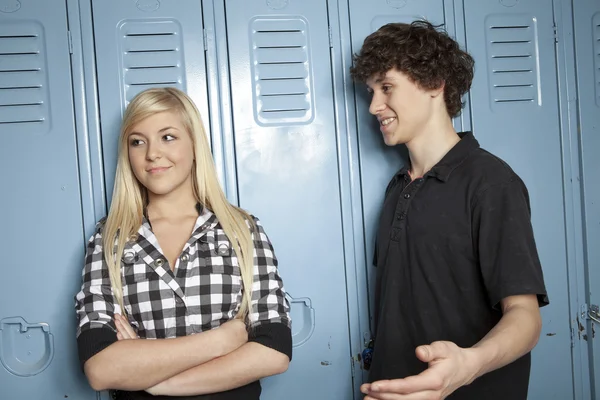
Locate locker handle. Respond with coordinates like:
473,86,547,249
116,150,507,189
0,316,54,377
286,294,315,347
588,305,600,324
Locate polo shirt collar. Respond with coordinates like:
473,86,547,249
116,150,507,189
396,131,480,182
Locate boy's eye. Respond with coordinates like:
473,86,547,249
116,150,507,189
382,85,392,93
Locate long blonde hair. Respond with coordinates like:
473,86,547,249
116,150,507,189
102,87,255,319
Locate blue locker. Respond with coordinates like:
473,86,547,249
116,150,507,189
573,0,600,397
347,0,446,331
0,0,94,398
90,0,211,201
223,0,355,398
1,1,597,399
463,0,573,398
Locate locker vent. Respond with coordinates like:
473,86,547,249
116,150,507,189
251,18,314,125
593,13,600,107
0,22,49,130
119,20,185,103
486,14,539,107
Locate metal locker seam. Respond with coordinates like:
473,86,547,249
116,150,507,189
571,0,600,397
66,0,107,242
444,0,473,133
550,1,592,398
327,0,373,397
201,0,239,205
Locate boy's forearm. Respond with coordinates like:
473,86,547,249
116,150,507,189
467,295,542,381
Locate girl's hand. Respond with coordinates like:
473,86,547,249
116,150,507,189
114,313,139,340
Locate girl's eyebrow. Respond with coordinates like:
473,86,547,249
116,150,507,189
129,126,180,137
158,126,180,133
128,131,146,138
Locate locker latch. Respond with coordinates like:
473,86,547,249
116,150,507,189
582,303,600,324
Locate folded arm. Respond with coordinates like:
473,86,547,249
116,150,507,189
82,320,245,391
146,217,293,396
148,329,289,396
75,226,247,391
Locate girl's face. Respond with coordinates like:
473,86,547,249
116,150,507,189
127,111,195,200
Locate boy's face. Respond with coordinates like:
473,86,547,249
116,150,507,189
366,68,437,146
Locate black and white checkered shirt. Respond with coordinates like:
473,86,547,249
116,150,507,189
75,206,292,398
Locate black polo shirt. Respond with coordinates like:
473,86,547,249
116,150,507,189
370,132,549,399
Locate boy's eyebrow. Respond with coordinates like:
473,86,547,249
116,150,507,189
378,74,396,83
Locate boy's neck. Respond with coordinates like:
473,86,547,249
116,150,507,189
405,115,460,179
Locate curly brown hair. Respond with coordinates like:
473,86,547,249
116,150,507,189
350,20,474,118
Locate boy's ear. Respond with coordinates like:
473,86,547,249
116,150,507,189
430,81,445,98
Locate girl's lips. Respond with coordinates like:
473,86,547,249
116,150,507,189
147,167,170,173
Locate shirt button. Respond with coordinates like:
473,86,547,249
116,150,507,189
217,243,230,256
180,253,190,262
122,251,138,264
400,212,406,220
416,178,424,184
404,193,411,199
154,258,165,268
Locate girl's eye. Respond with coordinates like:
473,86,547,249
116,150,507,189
163,134,176,141
130,138,144,147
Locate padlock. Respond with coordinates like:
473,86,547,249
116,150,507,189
362,339,374,371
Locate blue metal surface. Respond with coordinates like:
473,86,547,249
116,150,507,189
0,0,93,398
201,0,238,203
330,0,374,396
67,0,107,248
552,0,592,398
1,1,598,399
91,0,211,202
222,0,354,398
463,0,573,398
573,0,600,397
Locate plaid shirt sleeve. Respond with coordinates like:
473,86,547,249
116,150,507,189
74,221,119,369
247,217,293,360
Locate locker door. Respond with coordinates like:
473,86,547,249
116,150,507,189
90,0,210,201
463,1,573,398
0,1,93,398
347,0,446,326
574,0,600,396
223,0,354,398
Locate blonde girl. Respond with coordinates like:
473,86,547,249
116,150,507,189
75,87,292,400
